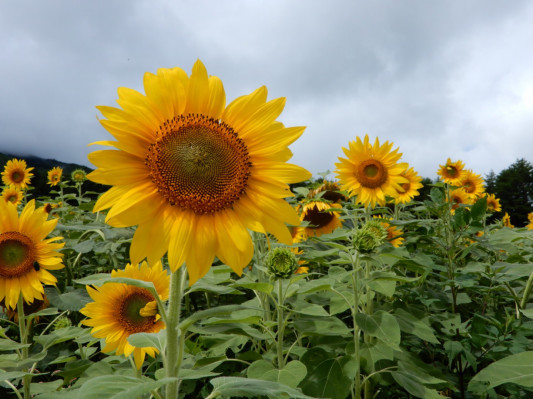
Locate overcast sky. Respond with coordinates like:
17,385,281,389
1,1,533,181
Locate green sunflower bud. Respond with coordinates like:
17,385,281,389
353,220,387,254
53,315,72,330
265,247,299,279
71,168,87,183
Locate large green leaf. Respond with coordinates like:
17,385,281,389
469,351,533,392
209,376,318,398
247,359,307,388
300,347,353,399
355,310,401,350
77,375,177,399
394,308,439,344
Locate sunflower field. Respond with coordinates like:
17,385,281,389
2,61,533,399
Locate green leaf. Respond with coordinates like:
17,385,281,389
45,287,91,311
73,273,112,286
391,371,443,399
209,376,317,398
294,317,351,337
471,196,487,221
34,326,87,350
0,338,30,351
231,282,274,294
469,351,533,392
299,347,353,399
290,300,329,317
367,278,396,297
247,359,307,388
73,240,94,253
180,304,248,330
394,308,439,344
77,375,178,399
127,330,166,352
355,310,401,350
57,359,93,384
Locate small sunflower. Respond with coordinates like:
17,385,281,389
394,166,423,204
47,167,63,187
71,169,87,183
2,186,23,206
460,170,485,199
335,135,407,207
485,194,502,213
437,158,465,186
88,60,311,285
80,261,170,369
448,188,472,213
0,200,64,309
1,159,34,190
298,200,342,238
502,212,514,228
308,180,346,203
374,216,404,247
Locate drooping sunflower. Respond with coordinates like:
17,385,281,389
71,168,87,183
394,166,423,204
2,186,23,206
0,200,64,309
484,194,502,213
448,188,472,213
1,159,34,190
437,158,465,186
373,216,404,248
298,200,343,238
502,212,514,228
80,261,169,369
308,180,347,203
88,60,310,285
460,170,485,199
334,135,407,208
47,167,63,187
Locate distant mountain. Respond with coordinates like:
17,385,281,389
0,152,106,199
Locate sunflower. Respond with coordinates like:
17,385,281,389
308,180,346,203
460,170,485,199
71,168,87,183
88,60,310,285
0,200,64,309
526,212,533,230
47,167,63,187
437,158,465,186
502,212,514,228
334,135,407,207
298,200,342,238
1,159,34,190
484,194,502,212
394,166,423,204
80,261,169,369
2,186,23,206
373,216,404,247
448,188,472,213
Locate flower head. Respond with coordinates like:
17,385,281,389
265,247,299,279
0,200,64,309
71,169,87,183
298,200,342,238
448,188,472,213
394,166,423,204
88,60,311,285
485,194,502,213
1,159,34,190
460,170,485,199
353,220,388,254
502,212,514,228
373,216,404,247
80,261,170,369
2,186,23,206
335,135,407,207
308,180,346,203
526,212,533,230
437,158,465,186
47,167,63,187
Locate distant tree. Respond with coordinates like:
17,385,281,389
418,177,434,201
494,158,533,226
484,169,497,194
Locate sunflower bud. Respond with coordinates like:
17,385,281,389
353,220,387,254
71,169,87,183
265,247,299,279
53,315,72,330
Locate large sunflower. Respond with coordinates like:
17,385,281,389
460,170,485,199
485,194,502,213
88,60,310,285
47,167,63,187
437,158,465,186
394,166,423,204
334,135,407,207
80,261,169,369
298,200,342,238
2,186,23,206
0,200,64,309
1,159,34,190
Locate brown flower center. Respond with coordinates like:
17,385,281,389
0,232,36,278
446,166,458,178
463,180,475,193
146,114,251,214
401,182,411,192
11,170,23,183
117,288,157,334
356,159,388,188
303,204,334,228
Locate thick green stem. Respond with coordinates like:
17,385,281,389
276,280,285,369
17,295,31,399
363,260,374,399
165,266,187,399
351,252,362,399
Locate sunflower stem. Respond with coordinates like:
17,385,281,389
17,294,31,399
165,265,187,399
351,251,362,399
276,279,285,369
